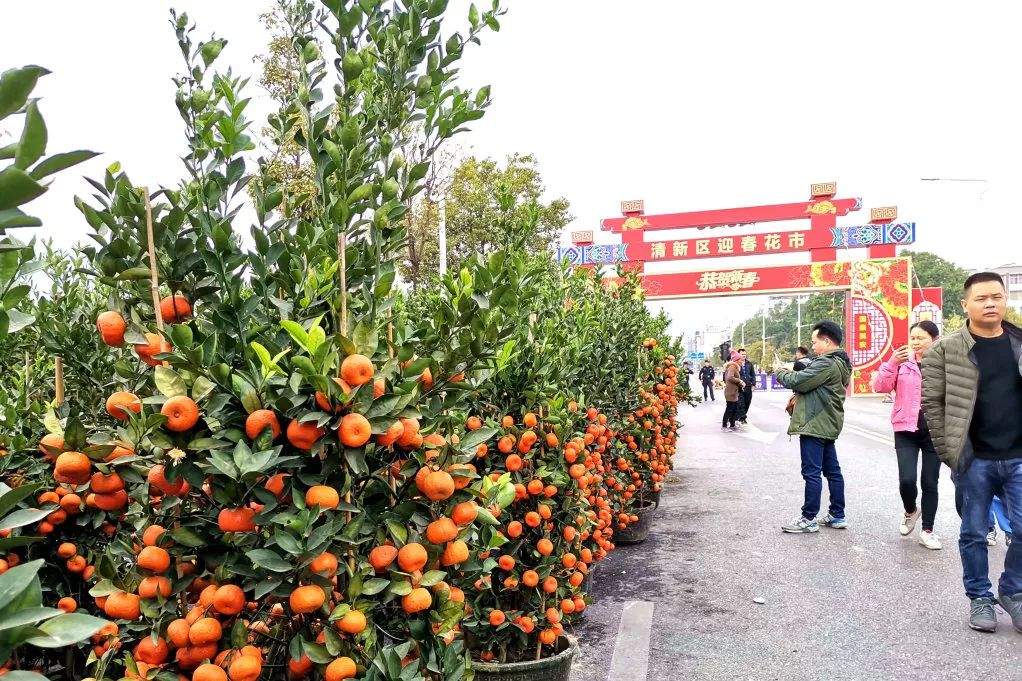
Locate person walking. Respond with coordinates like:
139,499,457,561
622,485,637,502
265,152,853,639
774,321,851,533
699,359,716,403
921,271,1022,634
793,346,810,371
737,348,756,423
871,320,943,550
722,351,745,431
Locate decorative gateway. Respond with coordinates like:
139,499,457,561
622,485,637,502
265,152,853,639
568,183,920,395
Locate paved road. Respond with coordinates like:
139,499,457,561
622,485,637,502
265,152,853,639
569,390,1018,681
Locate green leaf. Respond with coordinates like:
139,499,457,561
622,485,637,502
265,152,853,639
473,506,500,527
5,309,34,333
361,578,389,595
0,209,41,230
0,607,61,633
384,519,407,545
281,320,310,351
169,323,193,349
245,549,292,573
0,66,49,120
274,530,303,556
191,375,215,402
0,508,52,532
0,671,49,681
0,483,42,520
458,427,496,454
169,527,206,548
419,570,446,587
200,39,226,67
25,613,107,647
233,441,275,478
0,167,46,211
14,100,46,170
0,560,42,611
352,321,378,356
114,266,152,281
154,366,187,398
29,150,98,180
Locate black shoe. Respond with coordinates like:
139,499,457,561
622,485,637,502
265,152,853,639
969,598,998,633
999,592,1022,633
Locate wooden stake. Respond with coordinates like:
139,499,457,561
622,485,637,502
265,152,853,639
337,229,355,571
143,187,165,334
53,357,64,406
23,351,30,410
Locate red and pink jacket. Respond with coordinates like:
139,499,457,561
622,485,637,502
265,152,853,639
871,358,923,432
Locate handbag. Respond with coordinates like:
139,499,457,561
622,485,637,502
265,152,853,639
785,394,798,415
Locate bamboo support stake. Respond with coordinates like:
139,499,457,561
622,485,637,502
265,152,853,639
24,351,30,410
338,230,355,572
53,357,64,406
143,188,166,334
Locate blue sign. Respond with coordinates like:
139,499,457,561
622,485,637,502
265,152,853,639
687,352,705,361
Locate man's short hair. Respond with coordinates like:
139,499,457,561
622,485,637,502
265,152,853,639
812,320,843,346
795,346,809,356
738,348,746,353
963,271,1005,295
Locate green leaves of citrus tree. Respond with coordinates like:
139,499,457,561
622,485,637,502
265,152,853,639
0,66,97,338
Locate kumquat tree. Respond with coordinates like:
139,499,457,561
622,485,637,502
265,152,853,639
0,2,683,680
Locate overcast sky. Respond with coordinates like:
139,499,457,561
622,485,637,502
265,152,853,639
5,1,1021,341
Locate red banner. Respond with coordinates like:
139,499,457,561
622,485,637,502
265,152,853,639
601,197,862,232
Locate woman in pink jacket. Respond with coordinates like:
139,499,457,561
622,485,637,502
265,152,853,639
871,320,942,550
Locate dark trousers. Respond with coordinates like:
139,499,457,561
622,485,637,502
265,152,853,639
799,435,845,520
737,386,753,420
702,381,715,401
722,400,739,428
957,457,1022,600
894,426,941,532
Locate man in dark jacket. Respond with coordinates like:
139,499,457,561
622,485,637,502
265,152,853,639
774,321,852,534
699,360,715,402
737,348,756,423
921,272,1022,634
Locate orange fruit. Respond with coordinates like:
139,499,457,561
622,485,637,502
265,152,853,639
245,409,281,440
104,591,141,620
305,485,339,509
57,596,77,613
425,517,459,545
264,473,289,499
340,354,375,387
310,551,339,576
289,585,325,614
522,570,539,588
162,395,200,432
396,543,427,572
135,332,172,367
218,507,257,533
375,419,404,448
489,609,506,626
192,662,228,681
286,419,325,451
451,501,478,526
188,617,223,645
159,294,192,323
416,469,455,501
497,555,515,570
54,451,91,485
138,576,172,599
523,412,538,428
142,525,167,547
401,587,432,614
324,656,358,681
338,413,372,448
395,417,421,448
369,545,398,572
148,465,189,496
228,654,262,681
167,618,191,647
38,432,65,460
57,542,77,559
106,391,141,420
336,609,367,634
138,546,171,573
90,471,124,493
96,310,127,346
135,636,170,664
288,655,314,678
440,540,469,566
212,584,246,615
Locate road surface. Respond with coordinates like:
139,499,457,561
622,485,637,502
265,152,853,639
569,390,1018,681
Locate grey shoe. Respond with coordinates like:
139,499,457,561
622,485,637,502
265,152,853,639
998,592,1022,633
821,514,847,529
781,517,819,534
969,598,998,633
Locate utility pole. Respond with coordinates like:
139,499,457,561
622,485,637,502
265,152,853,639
438,197,448,276
797,295,804,347
761,298,768,366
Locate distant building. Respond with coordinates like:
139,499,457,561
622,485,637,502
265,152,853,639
988,263,1022,311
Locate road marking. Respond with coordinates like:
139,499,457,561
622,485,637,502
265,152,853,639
736,421,780,445
608,600,654,681
842,422,894,446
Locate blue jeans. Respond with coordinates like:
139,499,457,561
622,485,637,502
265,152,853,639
799,436,845,520
989,496,1013,536
958,457,1022,600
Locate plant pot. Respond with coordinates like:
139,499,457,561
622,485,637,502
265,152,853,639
641,488,662,508
472,636,579,681
614,499,656,546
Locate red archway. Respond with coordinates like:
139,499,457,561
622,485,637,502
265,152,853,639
561,183,918,395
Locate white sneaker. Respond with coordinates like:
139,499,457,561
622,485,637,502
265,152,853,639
919,529,943,550
900,509,920,536
987,529,998,546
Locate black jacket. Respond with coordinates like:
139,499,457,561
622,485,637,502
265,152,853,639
740,360,756,384
699,365,715,383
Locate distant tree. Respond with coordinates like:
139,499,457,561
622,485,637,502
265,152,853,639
903,250,971,314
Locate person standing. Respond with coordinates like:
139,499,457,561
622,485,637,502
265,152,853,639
737,348,756,423
793,346,810,372
699,359,716,403
921,271,1022,634
871,320,943,549
774,321,851,533
722,351,745,431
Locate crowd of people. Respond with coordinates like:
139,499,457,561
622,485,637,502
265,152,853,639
705,272,1021,635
